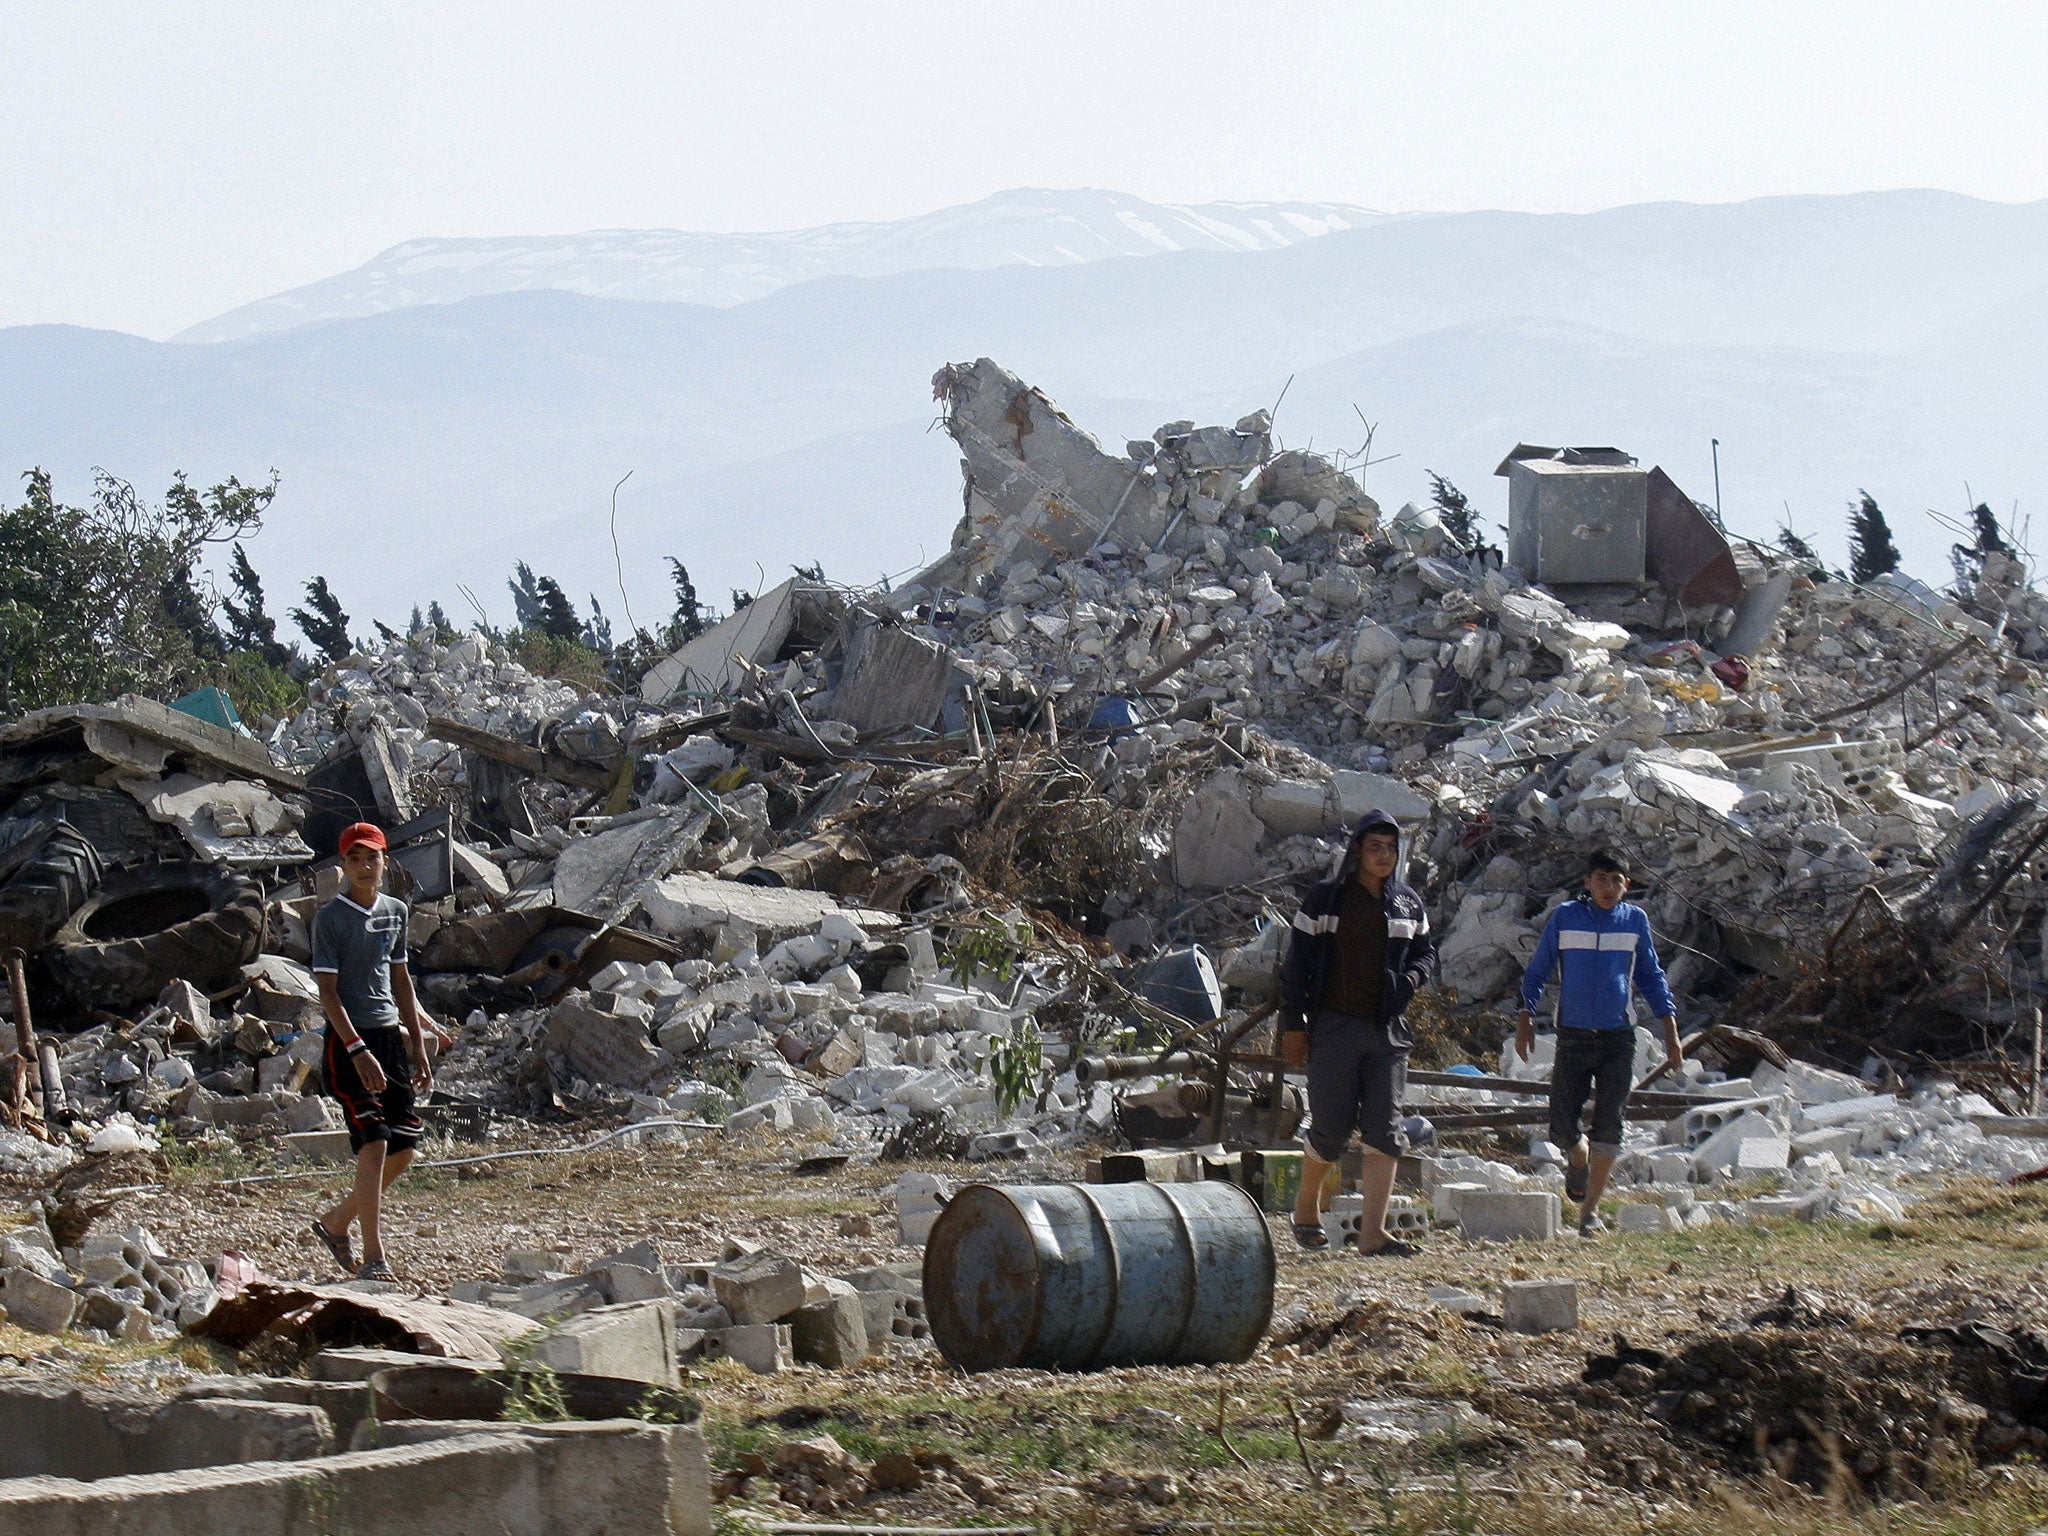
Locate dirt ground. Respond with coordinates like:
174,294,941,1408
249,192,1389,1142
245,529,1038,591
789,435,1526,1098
8,1122,2048,1536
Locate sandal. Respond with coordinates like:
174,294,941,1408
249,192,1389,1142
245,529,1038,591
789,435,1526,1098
1292,1221,1330,1251
1565,1161,1589,1202
310,1217,354,1275
1357,1237,1421,1259
355,1257,397,1283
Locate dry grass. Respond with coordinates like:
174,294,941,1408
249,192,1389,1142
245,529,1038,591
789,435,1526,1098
10,1129,2048,1533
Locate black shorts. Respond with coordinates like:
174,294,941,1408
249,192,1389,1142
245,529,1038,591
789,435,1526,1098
1549,1026,1635,1158
323,1028,424,1155
1303,1010,1408,1162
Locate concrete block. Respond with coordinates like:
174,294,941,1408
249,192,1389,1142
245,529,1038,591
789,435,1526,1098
505,1275,607,1321
1386,1198,1430,1238
1690,1110,1782,1172
711,1251,805,1326
704,1323,792,1375
148,1397,335,1469
1798,1093,1898,1129
1,1270,80,1334
526,1299,680,1387
1501,1279,1579,1334
1329,769,1432,826
282,1128,354,1165
1251,777,1332,837
348,1418,713,1536
503,1248,572,1282
1733,1138,1791,1173
1455,1191,1561,1242
283,1095,341,1134
1431,1182,1490,1225
1663,1096,1782,1150
790,1295,868,1369
1644,1148,1697,1185
592,1263,672,1304
1744,1195,1816,1221
1793,1127,1857,1162
1616,1203,1681,1234
312,1347,499,1383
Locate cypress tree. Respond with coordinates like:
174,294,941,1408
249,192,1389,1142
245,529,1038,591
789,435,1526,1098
1848,491,1901,585
291,576,355,663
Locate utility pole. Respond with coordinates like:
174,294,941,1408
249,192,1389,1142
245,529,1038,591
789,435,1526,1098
1711,439,1723,526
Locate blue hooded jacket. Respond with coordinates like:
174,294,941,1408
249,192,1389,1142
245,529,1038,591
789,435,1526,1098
1518,895,1675,1031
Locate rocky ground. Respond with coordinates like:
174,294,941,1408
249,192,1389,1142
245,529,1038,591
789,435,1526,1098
7,1123,2048,1535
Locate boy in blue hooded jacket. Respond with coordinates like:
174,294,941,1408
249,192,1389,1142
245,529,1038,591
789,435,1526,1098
1515,849,1682,1236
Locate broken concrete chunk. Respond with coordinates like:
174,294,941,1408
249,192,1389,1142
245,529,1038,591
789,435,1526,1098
545,991,669,1091
0,1269,81,1334
641,876,892,945
524,1298,681,1386
790,1294,869,1368
1173,771,1262,889
1501,1279,1579,1333
711,1250,806,1326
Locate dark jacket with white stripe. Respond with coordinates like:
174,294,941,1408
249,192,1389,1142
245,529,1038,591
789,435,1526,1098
1277,874,1437,1041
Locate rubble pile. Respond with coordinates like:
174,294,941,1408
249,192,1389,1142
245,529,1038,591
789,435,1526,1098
6,353,2048,1340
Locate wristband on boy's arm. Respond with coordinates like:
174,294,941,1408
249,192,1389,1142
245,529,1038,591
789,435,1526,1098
345,1039,370,1056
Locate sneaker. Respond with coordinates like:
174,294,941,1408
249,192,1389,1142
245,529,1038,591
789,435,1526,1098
1577,1212,1608,1239
355,1257,397,1282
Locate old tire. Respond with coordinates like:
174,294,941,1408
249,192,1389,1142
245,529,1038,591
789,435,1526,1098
0,819,102,952
43,862,265,1011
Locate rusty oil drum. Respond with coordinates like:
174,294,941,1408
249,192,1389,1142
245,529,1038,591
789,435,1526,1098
922,1180,1275,1372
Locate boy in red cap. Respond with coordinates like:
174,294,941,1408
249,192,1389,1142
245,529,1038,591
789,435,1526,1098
308,822,438,1282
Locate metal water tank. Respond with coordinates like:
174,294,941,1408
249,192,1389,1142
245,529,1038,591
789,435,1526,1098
922,1180,1274,1372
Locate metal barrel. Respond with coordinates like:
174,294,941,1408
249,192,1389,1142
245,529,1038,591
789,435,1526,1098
922,1180,1275,1372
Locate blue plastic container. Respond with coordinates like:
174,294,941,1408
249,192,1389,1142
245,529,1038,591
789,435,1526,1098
923,1180,1274,1372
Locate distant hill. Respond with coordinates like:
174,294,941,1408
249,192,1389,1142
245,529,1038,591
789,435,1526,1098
3,188,2042,634
173,188,1400,343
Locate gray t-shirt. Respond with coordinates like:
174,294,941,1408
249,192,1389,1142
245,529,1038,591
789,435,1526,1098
311,893,410,1033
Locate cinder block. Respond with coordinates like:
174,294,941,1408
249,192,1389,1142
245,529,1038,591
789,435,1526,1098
1616,1203,1680,1234
1432,1181,1491,1225
704,1323,792,1375
1733,1138,1791,1173
1691,1110,1783,1173
711,1250,805,1326
1455,1191,1561,1242
527,1298,680,1386
1502,1278,1578,1334
790,1296,868,1369
1645,1149,1697,1185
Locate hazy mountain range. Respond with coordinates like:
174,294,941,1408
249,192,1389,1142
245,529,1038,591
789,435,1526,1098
3,187,2043,635
175,190,1399,344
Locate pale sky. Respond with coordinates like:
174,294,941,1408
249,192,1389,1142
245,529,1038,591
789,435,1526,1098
5,1,2048,339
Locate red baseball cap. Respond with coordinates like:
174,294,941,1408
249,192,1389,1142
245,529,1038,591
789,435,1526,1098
338,822,388,854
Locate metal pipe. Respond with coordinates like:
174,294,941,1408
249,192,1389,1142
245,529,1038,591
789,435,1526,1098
1076,1052,1205,1083
6,949,40,1125
37,1041,66,1124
